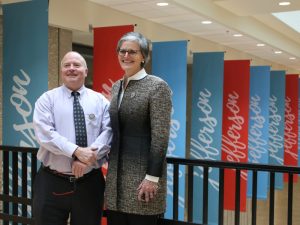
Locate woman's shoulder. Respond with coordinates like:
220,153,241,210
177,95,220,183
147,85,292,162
146,75,171,91
146,75,168,86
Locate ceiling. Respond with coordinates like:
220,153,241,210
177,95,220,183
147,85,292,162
88,0,300,73
0,0,299,72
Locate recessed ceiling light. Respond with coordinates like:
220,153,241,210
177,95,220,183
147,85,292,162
201,20,212,24
289,57,296,60
256,43,265,47
233,34,243,37
274,50,282,54
279,2,291,6
156,2,169,6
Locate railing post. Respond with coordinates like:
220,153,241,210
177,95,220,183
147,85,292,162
22,152,28,218
203,167,209,224
219,168,224,225
12,151,18,225
173,164,179,220
187,166,194,223
287,173,294,225
3,150,9,225
251,170,257,225
235,170,241,225
269,172,275,225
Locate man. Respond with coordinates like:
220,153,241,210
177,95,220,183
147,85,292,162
33,51,112,225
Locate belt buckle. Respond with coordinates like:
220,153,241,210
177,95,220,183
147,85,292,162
69,176,76,182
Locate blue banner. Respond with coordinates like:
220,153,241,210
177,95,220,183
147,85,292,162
190,52,224,225
152,41,187,220
3,0,48,147
3,0,48,216
269,71,286,189
247,66,270,199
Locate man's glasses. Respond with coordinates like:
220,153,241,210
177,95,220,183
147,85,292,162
118,49,140,56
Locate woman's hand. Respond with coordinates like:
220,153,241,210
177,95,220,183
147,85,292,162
137,179,158,202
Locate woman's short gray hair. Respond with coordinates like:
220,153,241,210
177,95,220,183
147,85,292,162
117,32,150,68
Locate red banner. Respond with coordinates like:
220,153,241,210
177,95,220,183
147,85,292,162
93,25,134,100
93,25,134,225
284,74,299,182
221,60,250,211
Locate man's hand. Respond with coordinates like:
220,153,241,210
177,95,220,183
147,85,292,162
72,160,89,178
73,147,97,166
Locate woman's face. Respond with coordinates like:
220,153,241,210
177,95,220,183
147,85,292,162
118,41,144,77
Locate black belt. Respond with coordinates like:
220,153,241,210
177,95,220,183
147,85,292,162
42,165,100,183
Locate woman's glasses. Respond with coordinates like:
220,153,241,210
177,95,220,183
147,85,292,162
118,49,140,56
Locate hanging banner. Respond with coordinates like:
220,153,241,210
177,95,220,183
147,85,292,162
284,74,299,182
298,78,300,169
93,24,133,225
93,25,134,100
269,71,285,189
2,0,48,216
3,0,48,147
247,66,270,199
221,60,250,211
152,41,187,220
190,52,224,225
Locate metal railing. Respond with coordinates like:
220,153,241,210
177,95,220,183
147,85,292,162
164,157,300,225
1,145,300,225
0,146,37,225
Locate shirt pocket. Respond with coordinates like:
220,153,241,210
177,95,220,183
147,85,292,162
85,112,100,136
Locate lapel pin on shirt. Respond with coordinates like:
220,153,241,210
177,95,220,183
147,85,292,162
89,114,95,120
130,92,136,98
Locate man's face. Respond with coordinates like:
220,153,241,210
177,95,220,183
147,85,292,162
61,52,88,91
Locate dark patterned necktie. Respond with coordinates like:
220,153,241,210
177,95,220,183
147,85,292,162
72,91,87,147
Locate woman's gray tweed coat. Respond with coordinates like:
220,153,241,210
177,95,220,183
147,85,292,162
105,74,172,215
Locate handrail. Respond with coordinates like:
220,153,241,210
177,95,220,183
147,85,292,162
167,157,300,173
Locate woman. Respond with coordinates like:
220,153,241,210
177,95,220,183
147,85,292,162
105,32,172,225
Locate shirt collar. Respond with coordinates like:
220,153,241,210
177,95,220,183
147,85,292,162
123,68,147,83
63,85,86,98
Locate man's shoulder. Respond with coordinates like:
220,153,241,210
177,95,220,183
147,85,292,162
84,88,109,103
84,87,103,97
42,86,63,94
36,86,65,102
